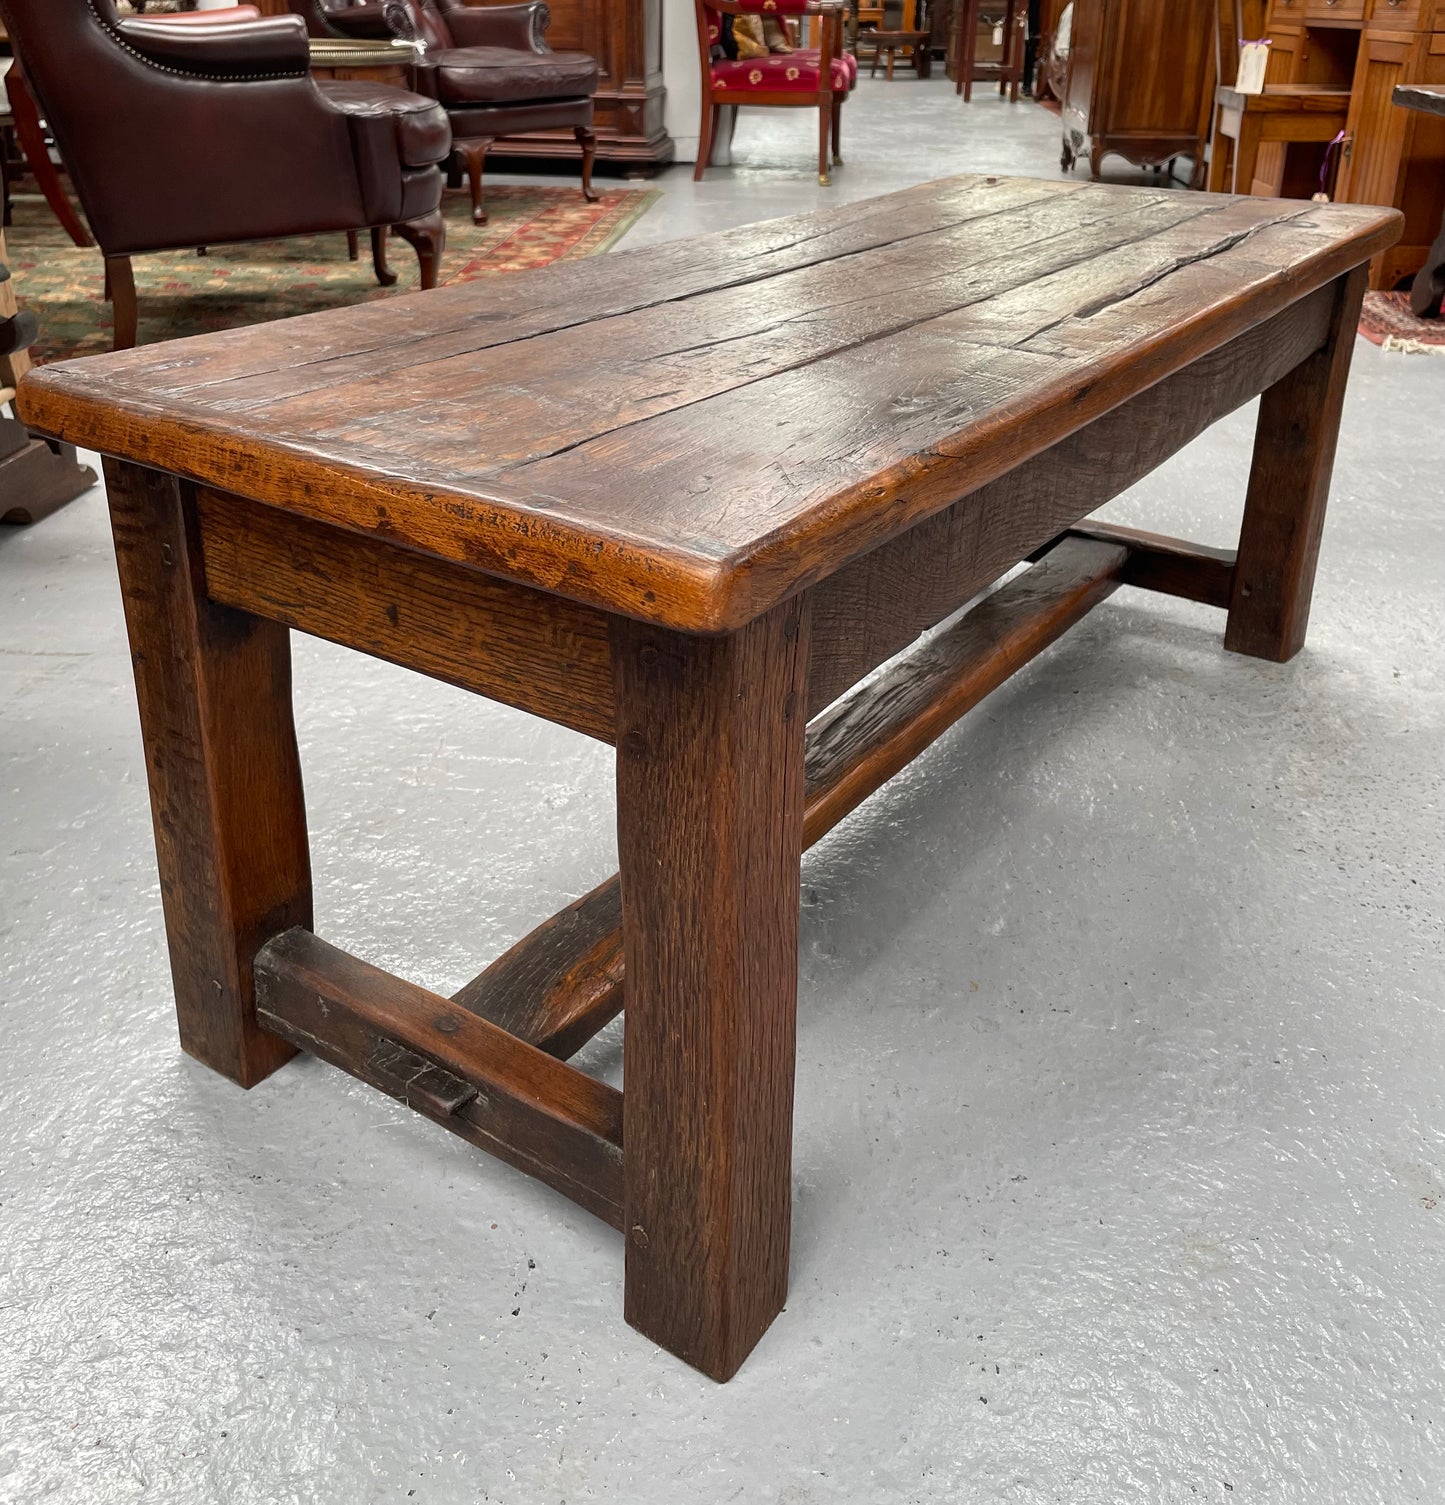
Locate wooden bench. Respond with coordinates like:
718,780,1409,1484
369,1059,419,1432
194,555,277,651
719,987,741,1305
19,175,1399,1382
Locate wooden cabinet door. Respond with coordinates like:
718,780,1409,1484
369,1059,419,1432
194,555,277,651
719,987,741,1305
1095,0,1214,138
1335,27,1418,205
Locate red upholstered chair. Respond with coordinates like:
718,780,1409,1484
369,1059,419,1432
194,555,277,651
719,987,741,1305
693,0,854,185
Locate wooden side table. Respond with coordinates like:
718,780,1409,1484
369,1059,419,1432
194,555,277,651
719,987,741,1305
307,36,421,88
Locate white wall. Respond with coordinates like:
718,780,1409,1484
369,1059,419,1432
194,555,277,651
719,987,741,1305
662,0,704,163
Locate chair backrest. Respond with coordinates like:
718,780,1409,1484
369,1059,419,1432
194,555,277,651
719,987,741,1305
0,0,356,256
289,0,399,39
691,0,811,82
381,0,455,50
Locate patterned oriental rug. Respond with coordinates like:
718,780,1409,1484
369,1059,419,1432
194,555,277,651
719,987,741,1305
5,185,659,364
1357,290,1445,355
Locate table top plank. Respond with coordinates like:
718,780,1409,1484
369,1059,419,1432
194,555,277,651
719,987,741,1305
87,176,1079,408
264,189,1206,467
20,176,1400,633
1394,84,1445,117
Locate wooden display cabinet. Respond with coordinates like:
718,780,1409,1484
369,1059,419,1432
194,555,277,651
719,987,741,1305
1245,0,1445,288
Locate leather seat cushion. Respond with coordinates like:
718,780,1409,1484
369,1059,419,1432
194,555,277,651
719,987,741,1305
317,80,452,167
430,47,599,105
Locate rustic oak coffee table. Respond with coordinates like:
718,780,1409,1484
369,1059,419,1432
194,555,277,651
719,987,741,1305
21,177,1398,1381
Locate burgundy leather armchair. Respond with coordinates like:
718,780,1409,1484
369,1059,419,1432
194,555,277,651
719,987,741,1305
383,0,599,226
288,0,395,40
0,0,452,349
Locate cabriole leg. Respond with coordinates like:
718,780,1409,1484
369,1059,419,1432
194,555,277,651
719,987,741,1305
394,208,446,290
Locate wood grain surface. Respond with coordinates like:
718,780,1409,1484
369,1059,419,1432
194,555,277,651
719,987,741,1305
20,178,1400,632
613,600,810,1381
105,461,311,1088
255,928,626,1227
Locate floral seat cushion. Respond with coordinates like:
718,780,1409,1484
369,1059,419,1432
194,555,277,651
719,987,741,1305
712,48,855,91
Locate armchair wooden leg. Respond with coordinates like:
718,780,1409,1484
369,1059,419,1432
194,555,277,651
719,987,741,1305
818,98,831,186
394,209,446,291
575,125,600,205
694,102,719,182
105,254,137,352
6,65,93,250
346,230,360,262
831,96,843,165
455,139,494,227
370,226,398,288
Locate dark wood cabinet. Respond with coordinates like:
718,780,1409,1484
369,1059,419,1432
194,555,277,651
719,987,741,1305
495,0,671,166
1059,0,1216,181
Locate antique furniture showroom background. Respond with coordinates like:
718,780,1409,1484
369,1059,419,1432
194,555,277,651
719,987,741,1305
1,0,1443,1502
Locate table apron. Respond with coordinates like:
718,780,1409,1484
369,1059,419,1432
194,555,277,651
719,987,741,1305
806,279,1338,711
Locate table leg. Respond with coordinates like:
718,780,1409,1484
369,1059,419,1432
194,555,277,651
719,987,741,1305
1225,264,1368,663
612,600,809,1381
105,461,312,1086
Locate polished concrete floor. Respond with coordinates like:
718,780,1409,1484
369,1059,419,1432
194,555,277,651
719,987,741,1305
3,78,1444,1505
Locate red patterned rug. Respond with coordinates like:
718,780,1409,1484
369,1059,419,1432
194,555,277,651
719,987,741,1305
1358,290,1445,354
5,184,659,364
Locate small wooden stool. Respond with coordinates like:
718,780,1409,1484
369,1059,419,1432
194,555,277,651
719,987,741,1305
20,176,1399,1382
863,28,932,77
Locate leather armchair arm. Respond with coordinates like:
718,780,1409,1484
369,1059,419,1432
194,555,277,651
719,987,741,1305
114,13,311,77
128,6,264,22
437,0,550,52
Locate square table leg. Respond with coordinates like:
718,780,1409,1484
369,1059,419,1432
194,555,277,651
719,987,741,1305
105,461,312,1087
612,600,810,1381
1225,264,1369,664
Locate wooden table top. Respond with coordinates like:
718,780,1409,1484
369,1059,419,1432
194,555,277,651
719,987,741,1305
1394,84,1445,116
20,176,1399,632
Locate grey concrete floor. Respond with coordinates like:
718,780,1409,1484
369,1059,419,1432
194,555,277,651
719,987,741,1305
3,77,1444,1505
